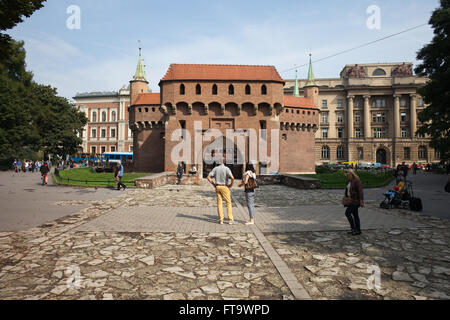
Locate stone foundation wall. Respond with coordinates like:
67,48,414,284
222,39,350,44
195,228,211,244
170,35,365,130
135,173,199,189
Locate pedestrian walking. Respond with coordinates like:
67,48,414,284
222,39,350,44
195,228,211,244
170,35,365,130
115,161,126,191
413,162,418,175
238,163,258,225
176,163,184,185
13,159,18,173
40,162,50,185
402,162,408,182
207,155,235,225
342,169,364,236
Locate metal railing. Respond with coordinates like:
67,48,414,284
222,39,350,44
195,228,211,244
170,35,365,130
53,168,136,186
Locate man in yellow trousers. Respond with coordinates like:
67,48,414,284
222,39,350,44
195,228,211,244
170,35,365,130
207,155,235,225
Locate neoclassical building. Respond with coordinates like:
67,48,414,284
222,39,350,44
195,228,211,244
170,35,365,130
129,53,320,177
285,62,438,167
73,88,134,155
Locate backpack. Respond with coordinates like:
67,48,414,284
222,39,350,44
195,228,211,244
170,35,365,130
246,173,259,190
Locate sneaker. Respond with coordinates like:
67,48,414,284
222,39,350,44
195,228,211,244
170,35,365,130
228,221,236,225
219,221,224,225
245,221,254,225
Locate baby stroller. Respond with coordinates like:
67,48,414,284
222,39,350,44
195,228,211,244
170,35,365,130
380,181,411,210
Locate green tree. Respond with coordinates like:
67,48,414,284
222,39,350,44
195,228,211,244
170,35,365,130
0,1,87,169
0,0,46,63
0,40,39,167
415,0,450,163
31,83,87,160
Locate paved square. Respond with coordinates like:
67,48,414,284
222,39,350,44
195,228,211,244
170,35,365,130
75,205,425,233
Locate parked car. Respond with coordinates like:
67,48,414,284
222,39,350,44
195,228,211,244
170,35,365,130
358,162,373,170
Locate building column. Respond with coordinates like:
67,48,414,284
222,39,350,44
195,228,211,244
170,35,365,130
363,95,371,139
393,94,401,138
410,94,417,139
347,95,354,139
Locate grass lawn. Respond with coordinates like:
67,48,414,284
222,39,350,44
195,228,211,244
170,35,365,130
300,170,395,189
55,168,150,187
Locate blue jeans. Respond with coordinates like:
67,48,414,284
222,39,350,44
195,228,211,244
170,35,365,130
245,191,255,219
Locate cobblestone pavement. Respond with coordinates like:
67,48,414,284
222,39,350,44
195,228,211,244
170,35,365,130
0,183,449,300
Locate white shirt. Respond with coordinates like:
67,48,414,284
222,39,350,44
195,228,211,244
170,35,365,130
245,171,256,180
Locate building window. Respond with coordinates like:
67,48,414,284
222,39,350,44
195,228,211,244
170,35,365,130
353,99,360,108
338,99,344,108
404,147,411,160
338,128,344,139
418,98,424,107
355,113,361,123
401,128,408,138
418,146,428,160
321,146,330,160
373,68,387,76
102,111,107,122
91,146,96,154
91,129,97,138
212,84,218,95
92,112,97,122
245,84,251,95
261,85,267,95
337,146,345,160
129,146,133,152
373,113,386,123
111,128,116,138
322,129,328,139
111,146,116,152
180,84,185,95
196,84,201,95
373,128,387,138
401,112,407,123
337,113,343,123
355,128,363,138
435,149,441,160
321,113,328,124
228,84,234,95
101,129,106,138
357,147,364,160
101,146,106,154
322,100,328,109
372,98,386,108
400,98,407,107
145,108,148,113
282,134,287,140
111,111,116,122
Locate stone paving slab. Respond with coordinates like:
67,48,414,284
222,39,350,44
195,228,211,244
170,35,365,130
253,205,425,233
75,205,425,234
75,207,250,233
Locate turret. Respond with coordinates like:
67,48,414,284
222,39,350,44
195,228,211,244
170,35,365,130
130,46,149,105
303,55,319,108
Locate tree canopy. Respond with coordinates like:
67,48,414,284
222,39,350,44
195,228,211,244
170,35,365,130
0,1,87,168
415,0,450,163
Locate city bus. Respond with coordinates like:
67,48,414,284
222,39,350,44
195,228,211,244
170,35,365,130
103,152,133,164
70,153,104,163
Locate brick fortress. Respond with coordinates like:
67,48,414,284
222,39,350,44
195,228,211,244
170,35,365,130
129,51,320,178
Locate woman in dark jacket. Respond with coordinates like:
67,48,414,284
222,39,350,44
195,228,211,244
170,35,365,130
344,169,365,236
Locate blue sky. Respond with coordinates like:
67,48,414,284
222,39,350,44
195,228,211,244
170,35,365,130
8,0,440,100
